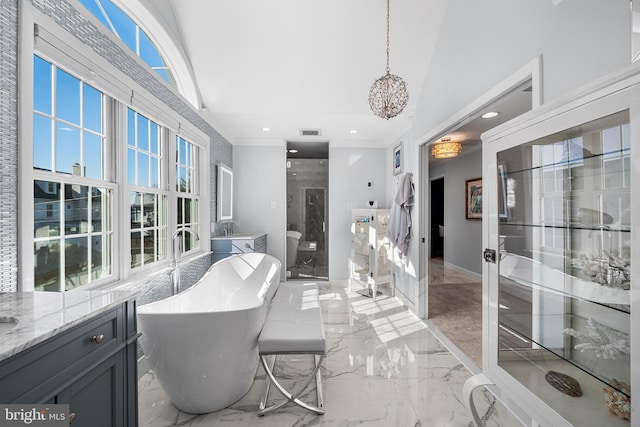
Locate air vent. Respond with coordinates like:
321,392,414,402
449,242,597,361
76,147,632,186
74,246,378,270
300,128,322,136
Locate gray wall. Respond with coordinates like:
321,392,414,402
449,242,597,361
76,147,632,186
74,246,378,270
429,148,483,277
0,1,18,292
0,0,232,292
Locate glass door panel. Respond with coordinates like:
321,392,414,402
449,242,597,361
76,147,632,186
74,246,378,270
496,111,631,425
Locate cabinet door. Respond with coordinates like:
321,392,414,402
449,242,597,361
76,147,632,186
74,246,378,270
63,352,126,427
484,82,638,426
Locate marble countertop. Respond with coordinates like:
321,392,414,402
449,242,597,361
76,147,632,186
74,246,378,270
211,232,266,240
0,289,137,361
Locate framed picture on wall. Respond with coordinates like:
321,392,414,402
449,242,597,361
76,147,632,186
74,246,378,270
465,177,483,220
393,142,403,175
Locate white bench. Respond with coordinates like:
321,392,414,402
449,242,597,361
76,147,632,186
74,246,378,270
257,281,326,416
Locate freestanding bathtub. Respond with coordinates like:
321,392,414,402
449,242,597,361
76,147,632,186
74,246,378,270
137,253,282,414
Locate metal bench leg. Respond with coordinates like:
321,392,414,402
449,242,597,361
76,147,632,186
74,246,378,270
259,355,277,411
258,354,325,416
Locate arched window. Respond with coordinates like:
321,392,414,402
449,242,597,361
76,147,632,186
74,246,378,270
79,0,175,86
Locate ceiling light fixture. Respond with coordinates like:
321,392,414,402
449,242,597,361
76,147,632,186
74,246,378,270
350,129,358,134
481,111,500,119
262,127,270,132
368,0,409,120
431,137,462,159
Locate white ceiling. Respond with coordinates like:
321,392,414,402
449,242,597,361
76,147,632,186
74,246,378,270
152,0,450,147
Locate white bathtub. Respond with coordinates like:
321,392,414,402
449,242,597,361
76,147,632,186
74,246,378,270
137,253,282,414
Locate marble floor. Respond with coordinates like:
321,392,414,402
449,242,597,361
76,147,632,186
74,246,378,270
138,280,522,427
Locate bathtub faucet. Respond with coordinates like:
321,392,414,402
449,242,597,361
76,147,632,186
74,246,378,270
170,227,200,295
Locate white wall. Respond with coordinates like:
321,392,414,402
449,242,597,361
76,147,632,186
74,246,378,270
234,143,386,281
412,0,631,140
386,0,631,316
329,146,387,279
233,144,287,275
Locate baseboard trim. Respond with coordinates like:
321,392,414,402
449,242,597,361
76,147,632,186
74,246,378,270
442,261,482,281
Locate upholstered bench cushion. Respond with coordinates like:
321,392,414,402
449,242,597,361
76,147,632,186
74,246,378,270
258,282,326,355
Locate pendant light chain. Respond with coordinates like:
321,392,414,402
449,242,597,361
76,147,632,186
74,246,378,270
386,0,390,75
368,0,409,120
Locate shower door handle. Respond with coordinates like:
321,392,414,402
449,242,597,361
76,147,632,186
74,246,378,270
322,222,325,232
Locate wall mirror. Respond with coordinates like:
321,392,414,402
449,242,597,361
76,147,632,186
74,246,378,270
217,163,233,221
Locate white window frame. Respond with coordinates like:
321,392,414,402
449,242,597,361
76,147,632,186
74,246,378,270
20,4,210,292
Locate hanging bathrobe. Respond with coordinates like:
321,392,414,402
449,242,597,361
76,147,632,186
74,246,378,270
387,172,414,256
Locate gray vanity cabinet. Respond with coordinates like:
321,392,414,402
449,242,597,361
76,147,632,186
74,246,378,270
0,300,138,427
211,233,267,264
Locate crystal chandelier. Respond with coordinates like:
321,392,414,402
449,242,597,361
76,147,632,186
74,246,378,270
368,0,409,120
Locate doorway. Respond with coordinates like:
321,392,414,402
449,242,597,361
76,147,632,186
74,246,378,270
286,142,329,281
423,78,536,368
430,177,444,258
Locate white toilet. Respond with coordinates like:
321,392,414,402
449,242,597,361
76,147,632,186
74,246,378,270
286,231,302,267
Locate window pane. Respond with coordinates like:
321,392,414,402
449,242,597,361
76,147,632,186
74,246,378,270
138,152,149,187
127,148,136,185
56,124,81,175
151,157,159,188
143,230,155,264
143,193,156,227
150,121,159,154
33,114,52,171
604,158,624,188
184,198,192,224
179,166,187,192
138,115,149,151
83,84,103,133
92,187,108,233
91,235,111,279
127,108,136,146
84,131,103,179
131,231,142,268
34,181,60,238
186,143,192,167
622,123,630,150
65,236,89,290
34,56,52,115
139,29,164,69
158,195,167,227
65,184,89,235
130,192,141,229
602,127,620,154
34,239,60,291
101,0,136,51
157,228,166,260
179,137,186,164
56,68,81,125
177,197,183,225
79,0,111,29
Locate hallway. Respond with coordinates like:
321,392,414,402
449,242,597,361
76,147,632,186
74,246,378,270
428,258,483,367
139,280,520,426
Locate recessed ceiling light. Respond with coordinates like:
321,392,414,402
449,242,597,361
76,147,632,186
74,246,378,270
262,127,270,132
482,111,500,119
288,149,298,153
350,129,358,134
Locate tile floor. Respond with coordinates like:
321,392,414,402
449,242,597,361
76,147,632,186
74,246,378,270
138,280,522,426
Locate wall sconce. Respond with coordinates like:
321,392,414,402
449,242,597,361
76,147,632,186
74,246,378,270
431,138,462,159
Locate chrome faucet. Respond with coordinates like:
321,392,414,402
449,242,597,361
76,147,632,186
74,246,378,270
170,227,200,295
